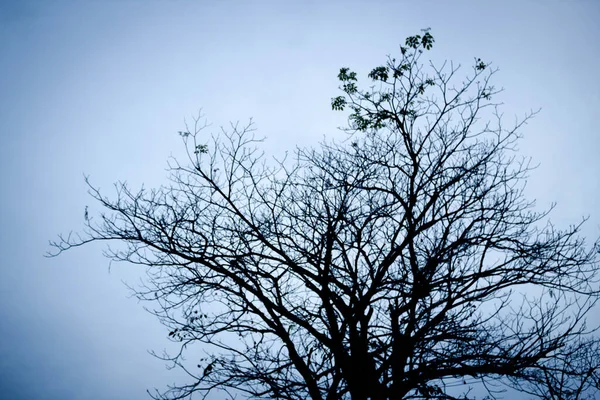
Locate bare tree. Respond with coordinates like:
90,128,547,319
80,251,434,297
50,31,600,400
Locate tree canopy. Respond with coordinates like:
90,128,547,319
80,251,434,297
51,31,600,400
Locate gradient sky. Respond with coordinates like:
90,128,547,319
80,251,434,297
1,1,599,399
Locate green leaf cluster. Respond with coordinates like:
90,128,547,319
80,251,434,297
404,31,435,50
331,30,440,133
368,66,389,82
194,144,208,155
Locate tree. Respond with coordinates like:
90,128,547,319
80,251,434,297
50,31,600,400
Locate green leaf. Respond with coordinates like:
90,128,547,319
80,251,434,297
338,68,357,82
475,58,487,71
331,96,347,111
422,32,434,50
368,66,389,82
194,144,208,155
405,35,421,49
343,82,358,94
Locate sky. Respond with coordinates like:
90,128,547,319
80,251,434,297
0,0,599,399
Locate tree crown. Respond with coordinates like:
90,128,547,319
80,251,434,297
50,31,600,400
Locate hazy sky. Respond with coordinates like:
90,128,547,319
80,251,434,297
1,1,599,399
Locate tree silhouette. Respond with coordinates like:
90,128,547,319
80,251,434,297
50,31,600,400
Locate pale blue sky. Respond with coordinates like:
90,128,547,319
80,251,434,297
0,1,599,399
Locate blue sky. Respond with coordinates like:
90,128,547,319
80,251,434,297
0,0,599,399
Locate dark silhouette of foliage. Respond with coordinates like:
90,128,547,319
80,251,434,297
50,31,600,400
